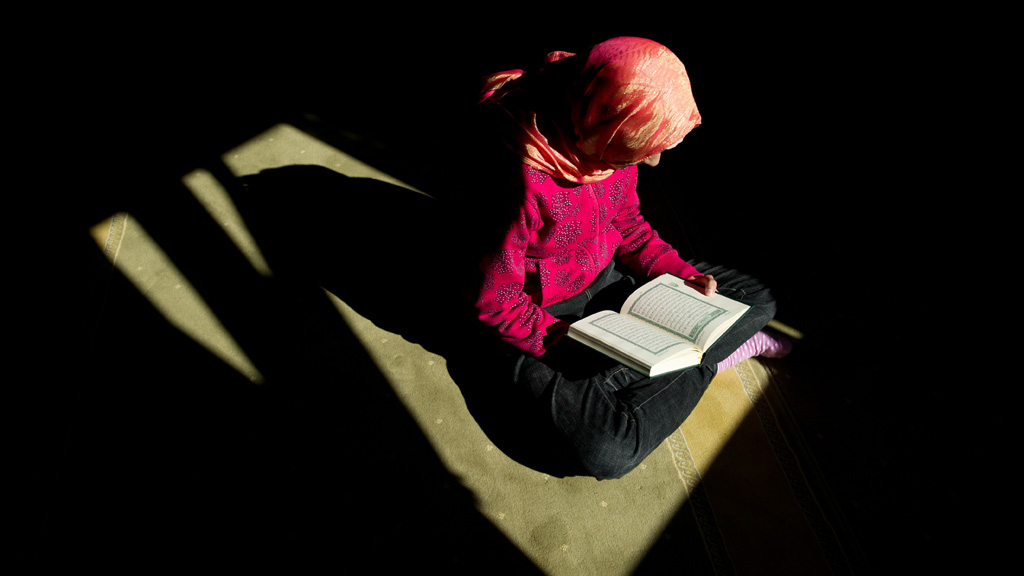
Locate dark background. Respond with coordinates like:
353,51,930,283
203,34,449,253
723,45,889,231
33,7,996,572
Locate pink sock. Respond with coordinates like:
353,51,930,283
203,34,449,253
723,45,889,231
716,331,792,373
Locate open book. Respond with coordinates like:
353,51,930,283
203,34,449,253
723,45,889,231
567,274,750,376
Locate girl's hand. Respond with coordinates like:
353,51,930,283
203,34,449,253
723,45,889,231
686,274,717,296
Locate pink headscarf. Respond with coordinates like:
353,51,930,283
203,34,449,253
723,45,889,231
480,37,702,183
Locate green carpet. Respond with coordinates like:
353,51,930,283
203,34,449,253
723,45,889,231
81,123,854,574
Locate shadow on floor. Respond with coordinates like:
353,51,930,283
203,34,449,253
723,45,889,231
49,166,548,571
231,163,591,479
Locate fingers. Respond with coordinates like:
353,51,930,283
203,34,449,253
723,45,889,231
703,274,717,296
685,274,717,296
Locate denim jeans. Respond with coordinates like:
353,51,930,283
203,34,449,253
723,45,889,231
506,261,777,480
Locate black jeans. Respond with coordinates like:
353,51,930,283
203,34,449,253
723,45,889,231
507,261,776,480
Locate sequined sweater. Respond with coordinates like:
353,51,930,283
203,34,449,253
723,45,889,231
475,163,702,356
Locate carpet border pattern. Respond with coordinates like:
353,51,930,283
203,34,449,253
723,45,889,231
734,360,853,576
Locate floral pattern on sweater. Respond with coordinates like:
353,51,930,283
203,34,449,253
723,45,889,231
475,164,701,356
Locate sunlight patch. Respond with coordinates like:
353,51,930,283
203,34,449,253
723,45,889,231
219,122,426,197
767,318,804,341
93,213,265,384
182,168,273,277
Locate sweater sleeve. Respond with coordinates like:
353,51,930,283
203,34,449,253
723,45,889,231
474,207,565,357
612,167,702,280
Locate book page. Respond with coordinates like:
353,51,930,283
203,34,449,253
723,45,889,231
622,275,749,350
583,312,692,357
568,310,699,374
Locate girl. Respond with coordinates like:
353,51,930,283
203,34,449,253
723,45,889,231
471,37,790,479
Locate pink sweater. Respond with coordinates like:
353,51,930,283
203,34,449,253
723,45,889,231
475,163,701,356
